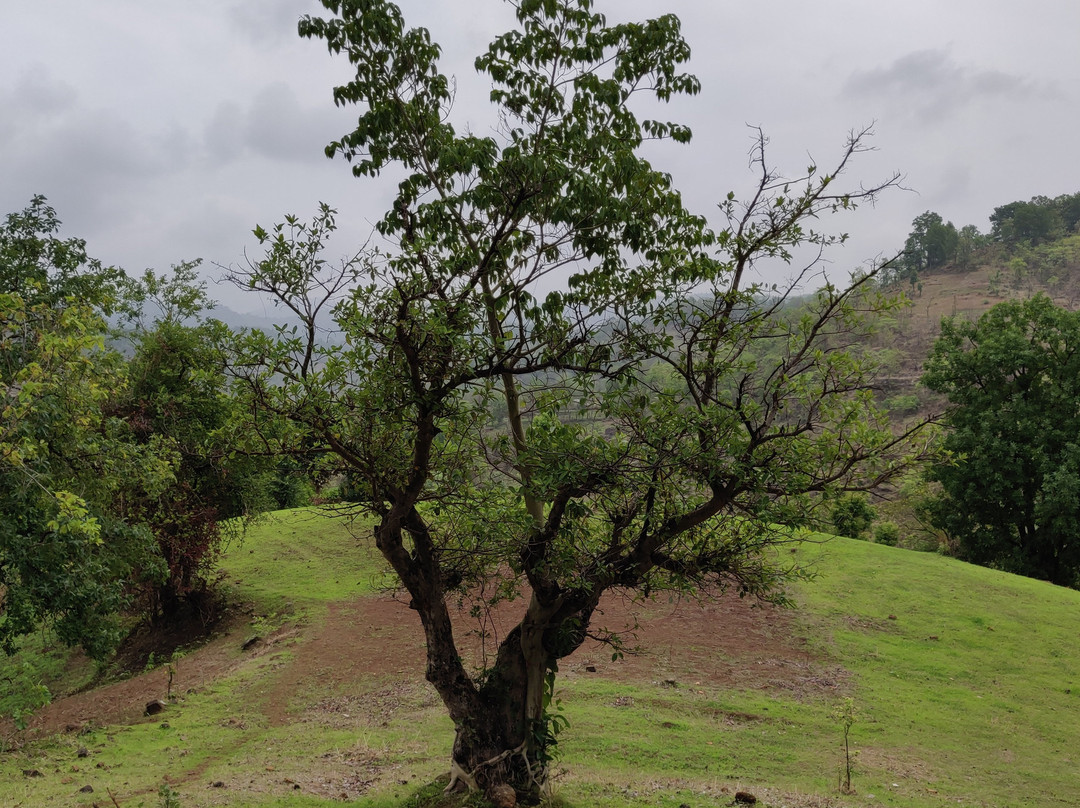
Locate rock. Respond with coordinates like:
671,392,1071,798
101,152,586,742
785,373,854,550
145,699,167,716
241,635,261,651
487,783,517,808
77,747,89,758
211,780,225,788
734,791,757,804
79,785,94,793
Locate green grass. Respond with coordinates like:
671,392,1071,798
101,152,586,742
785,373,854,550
796,537,1080,807
5,512,1080,807
221,507,388,611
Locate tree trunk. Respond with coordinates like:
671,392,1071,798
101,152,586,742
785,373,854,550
443,593,599,799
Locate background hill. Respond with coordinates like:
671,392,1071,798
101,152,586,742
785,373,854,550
4,507,1079,808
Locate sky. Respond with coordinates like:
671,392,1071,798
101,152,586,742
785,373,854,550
3,0,1078,313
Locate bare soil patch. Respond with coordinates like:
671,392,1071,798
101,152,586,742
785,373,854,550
13,586,833,741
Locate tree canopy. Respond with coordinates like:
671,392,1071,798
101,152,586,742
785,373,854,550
0,201,169,657
923,295,1080,587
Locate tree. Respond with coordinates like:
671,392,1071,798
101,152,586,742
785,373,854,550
989,197,1062,246
902,210,959,275
228,0,924,797
0,199,178,658
0,294,168,659
117,263,263,623
923,295,1080,587
830,493,876,540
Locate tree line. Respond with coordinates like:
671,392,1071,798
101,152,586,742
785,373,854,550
880,191,1080,290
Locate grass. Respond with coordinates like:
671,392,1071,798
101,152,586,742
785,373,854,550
4,511,1080,807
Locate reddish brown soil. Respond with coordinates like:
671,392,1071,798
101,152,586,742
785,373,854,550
13,587,836,741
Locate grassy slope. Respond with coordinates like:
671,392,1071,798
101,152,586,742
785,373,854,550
3,510,1079,807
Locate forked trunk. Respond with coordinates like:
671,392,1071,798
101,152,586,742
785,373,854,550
444,598,553,799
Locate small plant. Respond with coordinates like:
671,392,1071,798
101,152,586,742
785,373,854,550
159,783,182,808
831,697,858,794
3,661,52,731
532,666,570,777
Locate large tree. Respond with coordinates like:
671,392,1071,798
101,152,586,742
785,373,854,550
229,0,924,798
118,263,265,623
923,295,1080,587
0,200,171,658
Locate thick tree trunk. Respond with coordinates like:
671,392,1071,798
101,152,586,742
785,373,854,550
443,593,600,799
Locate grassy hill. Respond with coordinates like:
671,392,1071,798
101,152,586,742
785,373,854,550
3,508,1079,807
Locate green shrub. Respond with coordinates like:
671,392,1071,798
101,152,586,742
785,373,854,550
831,494,876,540
873,521,901,547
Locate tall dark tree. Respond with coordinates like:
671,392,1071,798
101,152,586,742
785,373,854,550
228,0,924,798
923,295,1080,587
118,264,261,622
903,210,959,274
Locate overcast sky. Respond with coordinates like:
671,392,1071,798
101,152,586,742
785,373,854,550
3,0,1078,313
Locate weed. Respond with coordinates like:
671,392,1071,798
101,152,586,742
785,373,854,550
830,697,857,794
159,783,181,808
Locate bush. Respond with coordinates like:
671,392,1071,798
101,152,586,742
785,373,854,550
831,494,877,540
873,521,902,547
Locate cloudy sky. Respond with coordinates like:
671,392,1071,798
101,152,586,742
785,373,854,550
3,0,1078,312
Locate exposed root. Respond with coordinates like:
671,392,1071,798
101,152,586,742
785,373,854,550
444,741,533,793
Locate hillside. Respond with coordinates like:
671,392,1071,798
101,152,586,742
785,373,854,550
872,233,1080,415
3,508,1079,807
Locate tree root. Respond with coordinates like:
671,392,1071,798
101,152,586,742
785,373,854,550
444,740,534,793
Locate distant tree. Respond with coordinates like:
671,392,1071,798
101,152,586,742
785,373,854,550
923,295,1080,587
228,0,925,798
1053,192,1080,234
989,198,1062,246
954,224,985,269
903,211,959,274
830,493,877,540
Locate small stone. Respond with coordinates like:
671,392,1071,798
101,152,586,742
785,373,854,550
160,722,170,729
488,783,517,808
77,747,89,758
734,791,757,805
79,785,94,793
211,780,225,788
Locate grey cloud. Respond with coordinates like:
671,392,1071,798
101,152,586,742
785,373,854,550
226,0,307,46
10,66,78,117
845,49,1057,122
202,83,347,166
